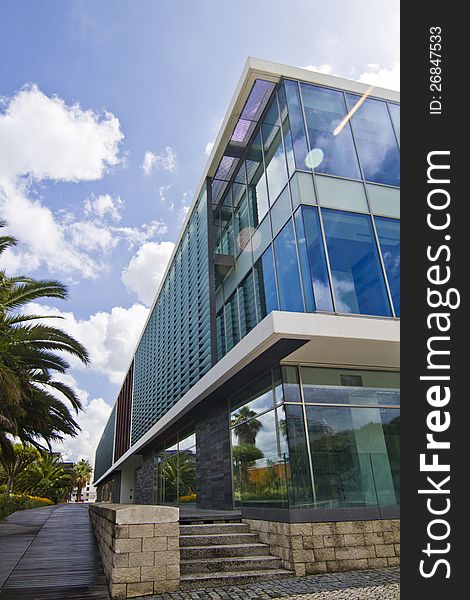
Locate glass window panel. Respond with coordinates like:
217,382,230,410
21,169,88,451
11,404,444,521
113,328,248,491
246,133,269,225
230,370,274,417
300,367,400,389
271,185,292,238
367,184,400,218
278,88,296,177
281,365,302,402
216,308,226,360
322,209,392,316
300,83,361,179
346,94,400,186
234,192,250,254
306,405,399,508
224,293,240,352
284,404,314,507
238,271,257,337
388,103,400,142
282,80,310,170
236,240,253,285
375,217,400,316
299,206,334,311
232,407,289,508
262,123,288,204
290,171,316,209
179,432,196,452
254,245,279,319
273,219,304,312
252,214,271,263
293,208,315,312
316,175,368,212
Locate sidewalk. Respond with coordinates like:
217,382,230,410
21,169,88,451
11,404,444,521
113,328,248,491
0,504,399,599
0,503,109,599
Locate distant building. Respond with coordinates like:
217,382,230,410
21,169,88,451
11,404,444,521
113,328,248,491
71,482,96,503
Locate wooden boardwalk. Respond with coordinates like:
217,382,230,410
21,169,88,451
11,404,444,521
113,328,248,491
0,503,109,599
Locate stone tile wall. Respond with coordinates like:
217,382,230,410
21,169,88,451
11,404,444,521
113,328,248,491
89,503,180,598
195,401,233,510
243,518,400,576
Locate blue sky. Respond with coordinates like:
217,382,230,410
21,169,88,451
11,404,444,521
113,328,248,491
0,0,399,463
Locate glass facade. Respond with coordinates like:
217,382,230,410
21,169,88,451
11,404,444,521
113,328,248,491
94,404,116,481
154,431,196,505
215,78,400,360
231,366,400,511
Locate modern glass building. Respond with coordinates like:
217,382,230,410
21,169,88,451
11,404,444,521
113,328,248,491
94,58,400,527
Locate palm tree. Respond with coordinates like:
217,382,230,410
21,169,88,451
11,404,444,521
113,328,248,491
231,407,263,446
0,221,90,458
72,459,93,502
0,443,39,497
16,452,72,503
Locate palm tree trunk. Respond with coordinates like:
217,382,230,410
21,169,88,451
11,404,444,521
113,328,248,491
76,485,82,502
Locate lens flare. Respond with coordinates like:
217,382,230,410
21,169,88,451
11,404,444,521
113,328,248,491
333,85,375,136
305,148,324,169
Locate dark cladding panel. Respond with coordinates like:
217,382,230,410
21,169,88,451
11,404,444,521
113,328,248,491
114,361,134,462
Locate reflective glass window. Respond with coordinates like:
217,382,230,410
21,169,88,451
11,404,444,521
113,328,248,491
246,133,269,225
232,406,289,508
262,115,288,204
225,293,240,352
238,271,257,337
293,209,315,312
230,370,274,417
375,217,400,316
322,209,392,316
299,206,334,311
284,404,314,506
388,103,400,142
254,245,278,319
273,219,304,312
300,83,361,180
306,404,399,508
216,308,225,360
234,192,250,254
278,88,296,176
346,94,400,186
281,80,310,170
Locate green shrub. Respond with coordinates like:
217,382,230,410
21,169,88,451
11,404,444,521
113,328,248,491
0,494,53,520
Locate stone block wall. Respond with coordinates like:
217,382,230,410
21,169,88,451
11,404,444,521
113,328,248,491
243,518,400,576
89,503,180,598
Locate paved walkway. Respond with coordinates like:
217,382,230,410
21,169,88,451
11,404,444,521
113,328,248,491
0,503,109,599
143,568,399,600
0,504,399,600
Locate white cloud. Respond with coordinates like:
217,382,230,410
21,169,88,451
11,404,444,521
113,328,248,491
121,241,175,306
50,373,112,465
113,219,168,248
205,141,214,155
0,84,123,183
83,194,124,222
0,85,124,279
23,302,149,385
358,62,400,91
303,64,336,75
141,147,176,175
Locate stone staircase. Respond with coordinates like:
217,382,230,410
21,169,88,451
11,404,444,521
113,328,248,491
179,521,292,589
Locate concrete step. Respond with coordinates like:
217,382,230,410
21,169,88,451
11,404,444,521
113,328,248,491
180,543,269,559
181,555,282,574
180,569,293,589
180,532,259,547
180,523,249,536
